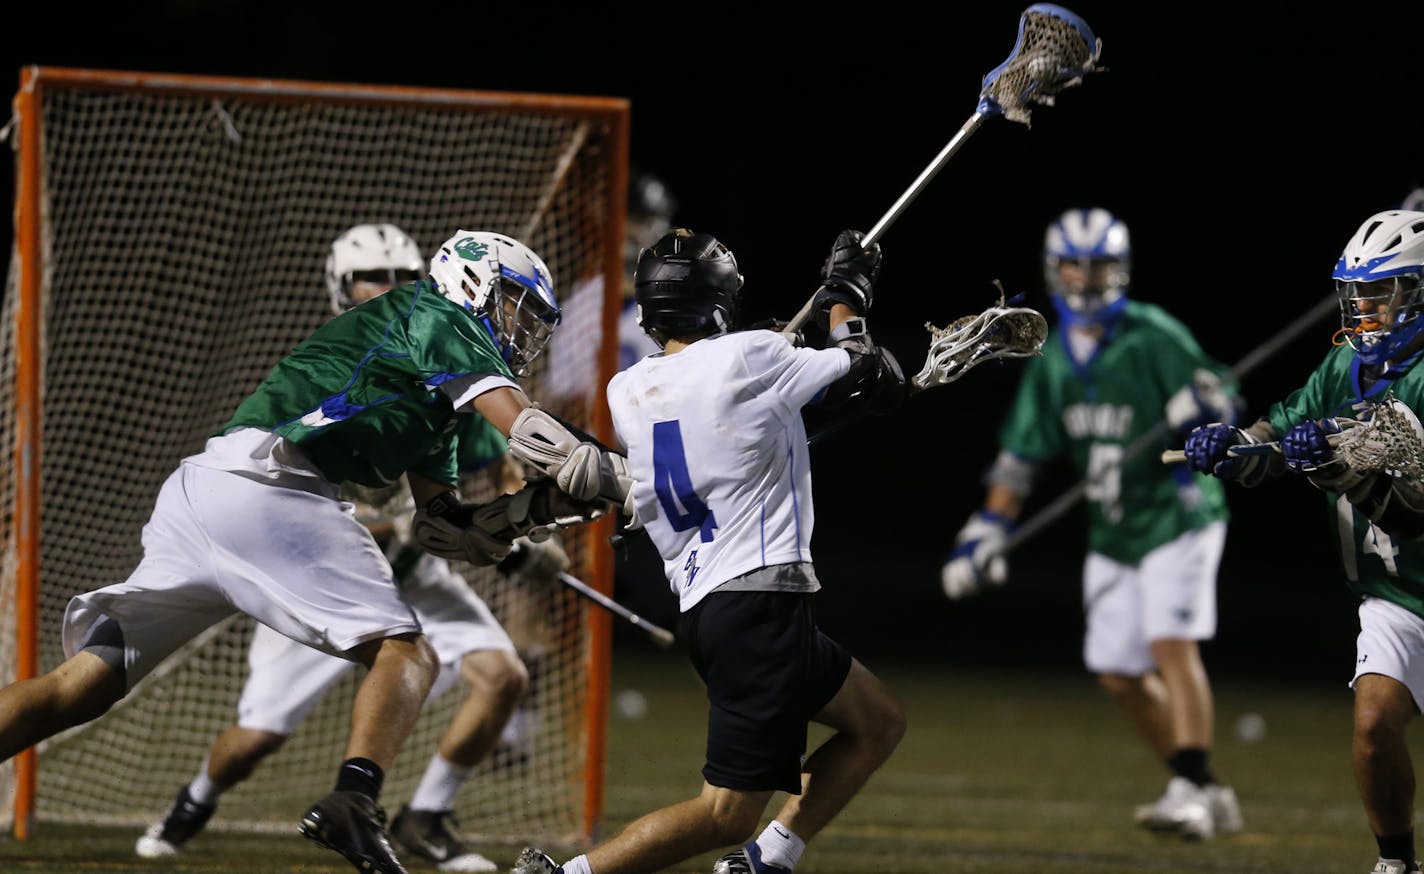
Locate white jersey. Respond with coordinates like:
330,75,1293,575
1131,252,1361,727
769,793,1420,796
607,330,850,612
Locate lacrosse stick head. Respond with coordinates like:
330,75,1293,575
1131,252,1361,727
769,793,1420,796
913,291,1048,391
1335,393,1424,482
978,4,1101,125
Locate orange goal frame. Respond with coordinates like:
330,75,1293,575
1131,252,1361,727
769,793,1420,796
7,65,629,842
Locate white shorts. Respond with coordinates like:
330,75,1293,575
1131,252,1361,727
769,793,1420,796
1082,522,1225,676
62,461,420,690
1351,596,1424,711
237,553,516,735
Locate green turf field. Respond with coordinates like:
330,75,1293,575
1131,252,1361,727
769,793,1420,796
0,648,1386,873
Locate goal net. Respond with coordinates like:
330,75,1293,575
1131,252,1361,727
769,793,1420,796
0,67,627,846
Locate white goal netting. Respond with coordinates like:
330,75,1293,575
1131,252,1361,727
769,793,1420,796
0,70,625,845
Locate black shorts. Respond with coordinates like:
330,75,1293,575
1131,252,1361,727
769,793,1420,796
679,589,852,794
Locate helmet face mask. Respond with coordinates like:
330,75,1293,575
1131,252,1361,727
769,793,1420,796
633,228,743,346
1043,208,1130,329
325,223,424,315
1333,210,1424,365
429,230,561,376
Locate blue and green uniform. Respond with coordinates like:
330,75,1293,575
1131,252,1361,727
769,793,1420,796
999,301,1231,564
1266,344,1424,618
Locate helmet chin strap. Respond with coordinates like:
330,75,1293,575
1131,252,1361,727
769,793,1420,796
1357,313,1424,366
1052,292,1127,330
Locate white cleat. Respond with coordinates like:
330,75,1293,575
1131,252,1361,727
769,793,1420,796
134,822,180,859
1134,776,1214,840
1205,783,1243,835
511,847,562,874
1371,858,1423,874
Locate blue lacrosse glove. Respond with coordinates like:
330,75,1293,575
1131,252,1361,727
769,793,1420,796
1281,418,1341,473
1183,423,1270,486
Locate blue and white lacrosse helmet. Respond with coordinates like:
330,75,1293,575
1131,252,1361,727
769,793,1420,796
1043,208,1130,329
430,230,562,376
325,223,424,315
1334,210,1424,366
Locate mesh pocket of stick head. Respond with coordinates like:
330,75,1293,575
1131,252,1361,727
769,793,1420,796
979,4,1102,124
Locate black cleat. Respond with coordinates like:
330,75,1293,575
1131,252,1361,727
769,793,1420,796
389,806,495,871
300,790,409,874
135,785,216,858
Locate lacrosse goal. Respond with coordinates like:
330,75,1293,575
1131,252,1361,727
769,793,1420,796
1,66,627,845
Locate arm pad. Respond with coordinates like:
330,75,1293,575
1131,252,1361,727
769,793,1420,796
506,406,634,513
816,318,907,414
1344,474,1424,540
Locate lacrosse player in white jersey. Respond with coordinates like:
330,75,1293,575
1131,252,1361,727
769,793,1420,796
135,223,568,873
0,228,629,874
513,228,908,874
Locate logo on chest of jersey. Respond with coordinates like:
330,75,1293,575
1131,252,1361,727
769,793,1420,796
1063,403,1133,440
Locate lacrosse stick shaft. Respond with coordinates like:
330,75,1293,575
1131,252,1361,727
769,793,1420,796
559,571,675,649
781,113,990,340
1160,430,1348,465
1003,292,1338,554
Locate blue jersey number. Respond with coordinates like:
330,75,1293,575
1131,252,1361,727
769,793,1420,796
652,420,718,542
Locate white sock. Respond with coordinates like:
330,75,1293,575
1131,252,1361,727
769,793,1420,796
186,759,222,807
561,854,592,874
408,754,473,812
755,821,806,871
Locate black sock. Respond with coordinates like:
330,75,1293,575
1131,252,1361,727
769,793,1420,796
335,758,385,800
1377,830,1416,865
1166,747,1216,787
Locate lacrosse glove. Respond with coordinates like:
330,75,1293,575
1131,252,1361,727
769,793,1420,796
1182,423,1271,487
811,229,880,327
942,511,1012,600
1282,418,1370,493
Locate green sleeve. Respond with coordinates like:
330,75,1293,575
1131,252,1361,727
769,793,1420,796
408,287,514,383
407,436,460,488
999,356,1065,462
1147,310,1239,402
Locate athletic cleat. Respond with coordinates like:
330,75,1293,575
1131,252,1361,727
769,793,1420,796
134,785,216,858
1371,858,1423,874
511,847,562,874
1134,776,1214,840
712,845,788,874
299,790,408,874
389,806,496,872
1205,783,1244,835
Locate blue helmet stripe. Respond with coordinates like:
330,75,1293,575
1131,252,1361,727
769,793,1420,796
1333,254,1424,282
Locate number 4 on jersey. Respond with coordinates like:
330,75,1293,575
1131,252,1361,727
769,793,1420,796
652,420,718,542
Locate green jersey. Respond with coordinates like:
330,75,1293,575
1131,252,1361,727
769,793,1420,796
223,280,514,488
1266,343,1424,618
1000,301,1231,564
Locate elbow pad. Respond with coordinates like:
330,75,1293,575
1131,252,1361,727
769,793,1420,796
817,318,907,414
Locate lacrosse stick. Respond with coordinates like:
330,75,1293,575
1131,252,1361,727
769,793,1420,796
1178,393,1424,483
912,289,1048,393
808,290,1046,446
781,3,1100,340
559,571,675,649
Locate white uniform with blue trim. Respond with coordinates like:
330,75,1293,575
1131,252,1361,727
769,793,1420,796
607,330,850,612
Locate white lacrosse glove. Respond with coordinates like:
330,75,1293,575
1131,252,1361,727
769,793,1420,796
1165,368,1236,438
942,511,1012,600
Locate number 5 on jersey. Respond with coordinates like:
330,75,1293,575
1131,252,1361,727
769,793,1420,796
652,420,718,542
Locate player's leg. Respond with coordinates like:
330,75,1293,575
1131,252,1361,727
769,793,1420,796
0,650,125,758
137,623,356,858
2,465,233,761
1083,551,1173,756
1139,522,1240,838
1351,597,1424,873
390,556,529,872
182,463,433,874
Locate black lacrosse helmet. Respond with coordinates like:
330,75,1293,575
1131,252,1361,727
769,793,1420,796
633,228,743,342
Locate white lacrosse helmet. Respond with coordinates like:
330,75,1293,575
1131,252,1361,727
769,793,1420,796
324,223,425,315
429,230,561,376
1043,208,1130,328
1333,210,1424,365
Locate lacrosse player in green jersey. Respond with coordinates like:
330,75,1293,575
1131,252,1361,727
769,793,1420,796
0,229,630,874
1185,210,1424,874
944,208,1244,840
135,224,569,873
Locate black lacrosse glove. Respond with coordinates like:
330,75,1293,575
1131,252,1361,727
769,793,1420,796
811,229,881,328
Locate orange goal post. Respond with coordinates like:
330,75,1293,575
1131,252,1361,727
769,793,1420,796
1,66,627,846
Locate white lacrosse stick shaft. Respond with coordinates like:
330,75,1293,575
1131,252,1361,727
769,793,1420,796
781,113,988,339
